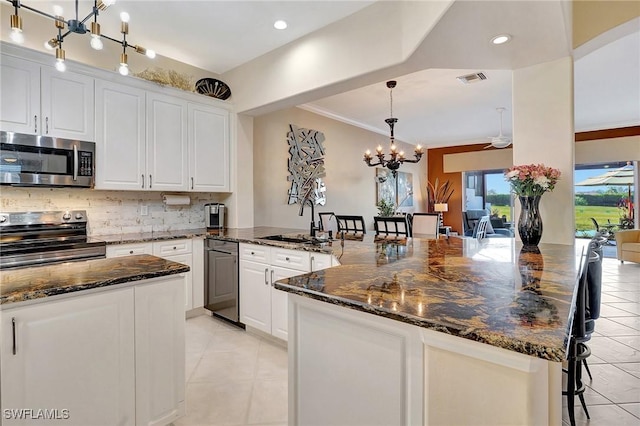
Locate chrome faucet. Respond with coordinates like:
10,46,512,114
298,198,319,238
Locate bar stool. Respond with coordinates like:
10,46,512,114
564,240,601,426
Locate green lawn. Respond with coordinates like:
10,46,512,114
488,204,621,236
574,205,620,233
490,205,511,221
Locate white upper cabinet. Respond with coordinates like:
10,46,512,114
147,92,189,191
0,55,94,140
2,48,232,192
188,102,230,192
0,55,39,134
95,79,146,190
41,67,95,140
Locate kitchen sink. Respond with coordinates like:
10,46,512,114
260,234,312,244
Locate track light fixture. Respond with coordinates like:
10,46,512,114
5,0,155,74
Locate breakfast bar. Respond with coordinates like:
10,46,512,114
274,236,584,426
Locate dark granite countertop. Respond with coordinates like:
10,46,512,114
236,230,584,362
0,255,190,306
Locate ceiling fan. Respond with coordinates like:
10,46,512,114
484,107,512,149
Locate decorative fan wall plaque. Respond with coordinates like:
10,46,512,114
195,78,231,100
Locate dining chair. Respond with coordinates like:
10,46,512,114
374,216,410,237
411,213,440,237
335,215,366,236
474,216,490,240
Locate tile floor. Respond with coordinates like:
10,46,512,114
175,315,288,426
176,257,639,426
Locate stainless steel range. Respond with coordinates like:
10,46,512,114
0,210,106,269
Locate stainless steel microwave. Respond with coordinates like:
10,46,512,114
0,131,95,188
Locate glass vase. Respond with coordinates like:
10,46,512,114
518,195,543,246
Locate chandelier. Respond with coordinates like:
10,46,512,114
363,80,424,177
7,0,155,75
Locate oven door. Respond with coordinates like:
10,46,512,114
0,132,95,187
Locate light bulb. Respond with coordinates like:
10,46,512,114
145,49,156,59
90,35,103,50
53,5,64,16
10,28,24,44
119,64,129,76
103,0,116,6
55,60,66,72
120,12,130,23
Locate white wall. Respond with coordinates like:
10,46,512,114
0,187,223,236
253,107,427,231
513,57,575,245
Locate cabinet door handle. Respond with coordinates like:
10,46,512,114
149,174,152,189
141,174,145,188
191,177,194,190
12,317,16,355
270,269,274,286
310,256,315,272
264,268,269,285
34,115,37,133
45,117,49,134
285,257,290,261
129,250,134,254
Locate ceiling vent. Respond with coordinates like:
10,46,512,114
456,72,487,84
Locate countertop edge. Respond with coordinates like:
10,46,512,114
274,282,568,362
1,258,190,306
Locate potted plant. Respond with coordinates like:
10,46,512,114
376,199,396,217
426,179,454,212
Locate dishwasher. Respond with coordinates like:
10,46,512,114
204,239,242,326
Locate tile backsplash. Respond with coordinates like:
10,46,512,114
1,187,224,236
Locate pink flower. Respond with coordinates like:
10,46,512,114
503,164,561,196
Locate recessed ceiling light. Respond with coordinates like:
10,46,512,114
491,34,511,45
274,20,287,30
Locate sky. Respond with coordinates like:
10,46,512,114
484,168,634,195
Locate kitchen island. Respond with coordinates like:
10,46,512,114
272,235,584,426
0,255,189,425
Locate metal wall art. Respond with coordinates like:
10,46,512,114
286,124,326,206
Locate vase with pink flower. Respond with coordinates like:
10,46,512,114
504,164,561,245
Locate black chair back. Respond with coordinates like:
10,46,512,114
586,238,604,328
335,215,366,235
374,216,410,237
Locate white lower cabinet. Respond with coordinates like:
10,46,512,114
0,275,184,426
135,277,186,426
239,243,333,341
106,238,203,312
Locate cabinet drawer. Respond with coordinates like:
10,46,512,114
240,243,270,263
153,239,192,256
271,247,310,272
106,242,153,258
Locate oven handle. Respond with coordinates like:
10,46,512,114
73,145,79,181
